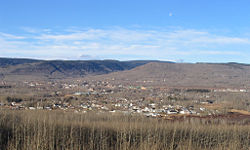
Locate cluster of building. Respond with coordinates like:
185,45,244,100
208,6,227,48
1,79,246,119
1,97,222,119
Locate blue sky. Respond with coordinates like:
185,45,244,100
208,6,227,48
0,0,250,63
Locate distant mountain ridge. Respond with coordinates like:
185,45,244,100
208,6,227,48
0,57,40,67
0,57,173,78
1,57,250,88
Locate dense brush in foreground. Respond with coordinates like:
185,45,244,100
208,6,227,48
0,110,249,150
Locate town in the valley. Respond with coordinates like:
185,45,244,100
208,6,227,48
1,78,249,120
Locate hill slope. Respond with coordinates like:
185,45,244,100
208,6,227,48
94,62,250,88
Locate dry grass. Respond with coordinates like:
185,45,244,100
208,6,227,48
230,109,250,115
0,110,249,150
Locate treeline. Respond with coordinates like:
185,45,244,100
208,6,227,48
186,89,211,93
0,85,11,89
6,96,23,103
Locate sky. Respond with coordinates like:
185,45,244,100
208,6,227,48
0,0,250,63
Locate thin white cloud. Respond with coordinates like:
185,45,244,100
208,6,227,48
0,27,249,60
0,32,26,40
36,29,106,41
20,27,40,33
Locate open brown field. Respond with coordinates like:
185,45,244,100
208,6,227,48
0,110,249,150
